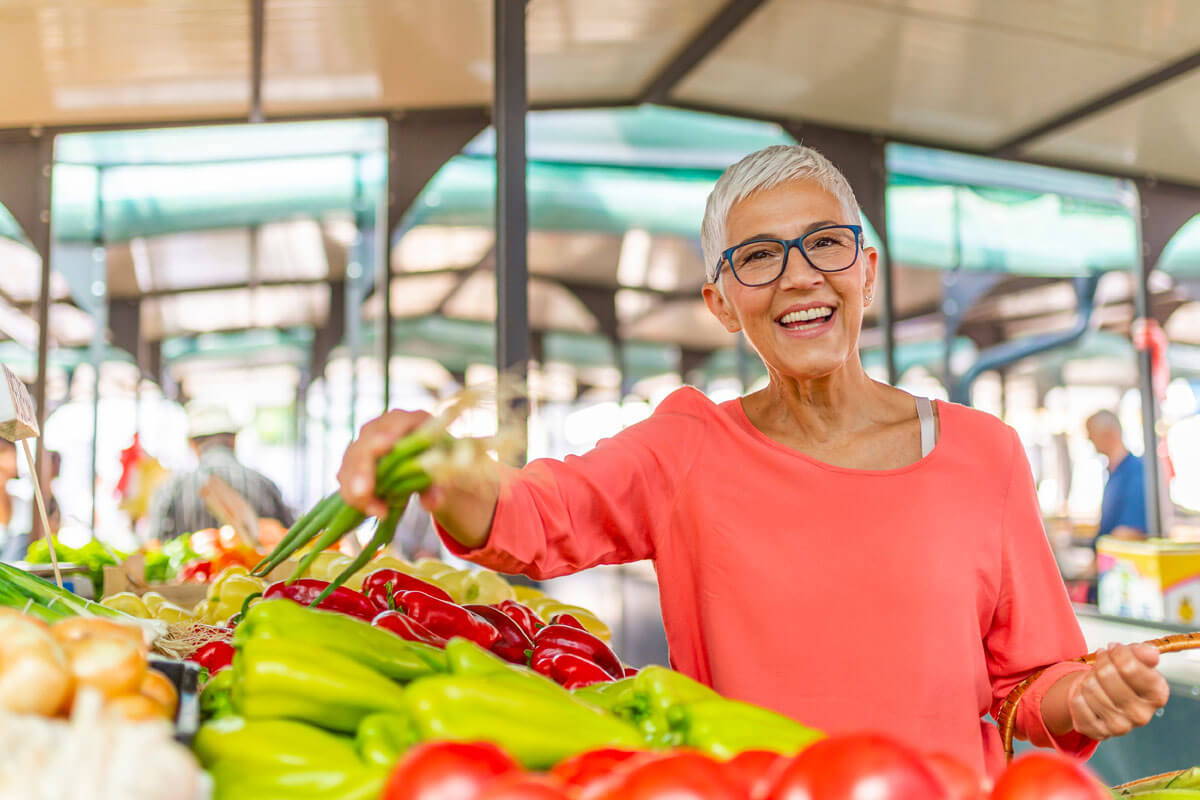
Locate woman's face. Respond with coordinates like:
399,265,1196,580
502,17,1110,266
702,179,877,382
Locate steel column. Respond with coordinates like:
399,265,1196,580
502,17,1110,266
1131,179,1200,536
494,0,530,458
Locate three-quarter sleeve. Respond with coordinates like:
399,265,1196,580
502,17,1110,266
438,390,706,579
985,427,1098,758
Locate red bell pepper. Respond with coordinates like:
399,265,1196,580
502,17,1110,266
190,640,236,674
395,590,499,650
179,559,214,583
531,624,623,680
551,613,587,631
463,604,533,664
537,652,613,689
622,665,639,678
263,578,381,621
361,568,453,608
372,610,448,647
495,600,545,640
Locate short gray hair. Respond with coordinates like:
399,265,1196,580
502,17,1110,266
700,144,862,283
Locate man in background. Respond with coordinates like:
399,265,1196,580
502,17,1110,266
146,404,293,541
1086,410,1149,544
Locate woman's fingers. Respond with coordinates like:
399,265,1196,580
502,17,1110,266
338,409,432,515
1070,645,1170,740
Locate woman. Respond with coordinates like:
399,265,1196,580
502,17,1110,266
339,145,1168,776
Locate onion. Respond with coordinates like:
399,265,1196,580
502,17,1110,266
61,635,147,699
51,617,148,652
107,693,170,722
0,609,73,716
138,670,178,718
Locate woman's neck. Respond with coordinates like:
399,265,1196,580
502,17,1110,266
747,362,885,445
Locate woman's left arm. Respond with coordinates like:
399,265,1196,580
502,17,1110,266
1040,643,1168,740
984,428,1167,751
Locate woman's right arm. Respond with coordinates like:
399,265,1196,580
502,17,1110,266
338,392,706,575
337,410,498,550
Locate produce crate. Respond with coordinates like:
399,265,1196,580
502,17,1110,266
102,557,210,608
149,656,202,745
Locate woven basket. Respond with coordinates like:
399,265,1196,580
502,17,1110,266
1112,770,1187,792
995,631,1200,761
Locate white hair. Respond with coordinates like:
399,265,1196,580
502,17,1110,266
700,144,862,283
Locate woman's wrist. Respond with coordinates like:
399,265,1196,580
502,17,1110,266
1041,670,1087,737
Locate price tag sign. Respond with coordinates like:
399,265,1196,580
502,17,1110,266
0,364,39,441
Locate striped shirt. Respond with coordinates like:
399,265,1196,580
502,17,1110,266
145,445,293,541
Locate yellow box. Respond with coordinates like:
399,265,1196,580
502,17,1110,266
1097,537,1200,624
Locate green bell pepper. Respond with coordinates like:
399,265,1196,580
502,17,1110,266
443,637,561,693
356,712,419,767
236,598,446,679
233,636,409,732
571,677,638,713
680,698,824,759
195,716,385,800
405,673,645,769
633,665,720,715
200,668,236,719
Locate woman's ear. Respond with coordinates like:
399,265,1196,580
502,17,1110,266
702,281,742,333
861,246,879,306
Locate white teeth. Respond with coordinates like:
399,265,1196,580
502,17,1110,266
778,307,833,325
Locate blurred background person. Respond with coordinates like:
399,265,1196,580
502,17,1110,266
1086,410,1149,544
0,439,32,561
145,403,293,542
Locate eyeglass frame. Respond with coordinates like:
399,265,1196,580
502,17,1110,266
712,224,865,287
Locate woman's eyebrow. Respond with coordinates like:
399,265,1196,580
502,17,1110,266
730,220,843,247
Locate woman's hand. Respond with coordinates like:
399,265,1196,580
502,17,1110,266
338,410,500,550
338,410,432,519
1050,643,1169,741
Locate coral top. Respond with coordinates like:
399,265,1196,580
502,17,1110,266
440,387,1095,775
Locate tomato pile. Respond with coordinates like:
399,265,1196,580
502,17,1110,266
381,735,1109,800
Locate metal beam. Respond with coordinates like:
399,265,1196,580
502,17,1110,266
0,132,55,538
385,110,490,409
494,0,530,458
249,0,266,123
993,46,1200,156
639,0,766,105
1132,179,1200,537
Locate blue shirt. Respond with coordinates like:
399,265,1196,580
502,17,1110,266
1098,453,1147,540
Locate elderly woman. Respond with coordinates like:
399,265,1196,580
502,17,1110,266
339,145,1167,776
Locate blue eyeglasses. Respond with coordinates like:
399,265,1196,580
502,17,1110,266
714,224,863,287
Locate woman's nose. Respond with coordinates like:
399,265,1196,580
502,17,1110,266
777,245,827,289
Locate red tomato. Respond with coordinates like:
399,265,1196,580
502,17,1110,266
766,733,949,800
478,774,571,800
726,751,787,800
382,741,520,800
923,753,989,800
990,753,1109,800
592,751,745,800
548,748,646,796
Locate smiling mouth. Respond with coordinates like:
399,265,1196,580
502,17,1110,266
777,306,835,330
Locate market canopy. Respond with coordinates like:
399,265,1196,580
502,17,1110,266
2,1,1200,188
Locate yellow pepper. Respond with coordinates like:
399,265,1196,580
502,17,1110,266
152,602,196,624
470,571,516,605
412,558,456,581
217,575,265,607
513,585,548,604
101,591,150,618
140,591,168,614
295,551,351,582
431,570,475,603
528,600,612,642
207,566,251,600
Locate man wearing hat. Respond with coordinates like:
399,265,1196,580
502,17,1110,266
146,404,293,541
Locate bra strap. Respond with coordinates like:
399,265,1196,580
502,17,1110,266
916,397,936,458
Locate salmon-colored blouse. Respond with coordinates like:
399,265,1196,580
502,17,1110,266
440,387,1096,775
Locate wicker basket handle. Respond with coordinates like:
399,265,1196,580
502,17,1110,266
997,631,1200,762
